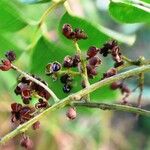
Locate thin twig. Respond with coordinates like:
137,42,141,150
56,70,81,77
74,102,150,117
27,0,67,51
137,73,144,107
73,41,90,101
38,0,66,28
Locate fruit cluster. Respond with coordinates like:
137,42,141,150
0,23,133,150
62,24,88,40
46,24,126,95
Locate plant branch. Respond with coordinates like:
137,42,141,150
73,41,90,101
137,73,144,107
1,65,150,145
74,102,150,116
11,64,60,103
27,0,66,51
38,0,66,28
56,70,81,77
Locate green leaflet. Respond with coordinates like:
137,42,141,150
19,0,51,4
109,0,150,23
0,0,28,32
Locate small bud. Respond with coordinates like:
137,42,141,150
72,55,80,67
5,51,16,62
63,55,73,68
86,65,97,78
32,121,40,130
0,59,11,71
62,24,73,39
103,68,117,79
35,98,48,109
87,46,99,59
66,107,76,120
104,40,117,50
110,81,122,90
74,28,88,40
121,84,131,94
88,56,101,67
99,40,118,57
60,74,72,84
114,61,124,68
20,135,33,149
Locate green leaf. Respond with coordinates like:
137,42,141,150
58,12,136,48
140,0,150,4
0,34,22,57
0,0,28,32
19,0,51,4
109,0,150,23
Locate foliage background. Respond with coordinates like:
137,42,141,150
0,0,150,149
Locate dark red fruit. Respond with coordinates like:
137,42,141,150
74,28,88,40
86,65,97,78
110,81,122,90
66,107,77,120
62,24,73,39
103,68,117,79
120,84,131,94
20,135,33,149
32,121,40,130
0,59,11,71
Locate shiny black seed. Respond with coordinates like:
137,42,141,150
63,84,72,93
60,74,72,84
52,62,61,72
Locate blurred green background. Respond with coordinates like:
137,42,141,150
0,0,150,149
